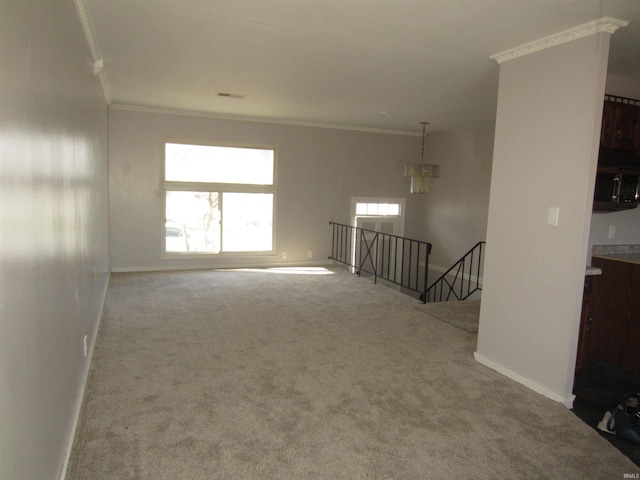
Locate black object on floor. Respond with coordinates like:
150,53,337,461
573,356,640,467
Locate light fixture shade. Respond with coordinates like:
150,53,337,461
404,164,440,177
410,175,429,194
406,122,440,194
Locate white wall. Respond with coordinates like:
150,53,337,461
605,74,640,100
590,207,640,249
476,33,610,406
0,2,110,480
108,108,423,271
404,126,494,276
588,75,640,255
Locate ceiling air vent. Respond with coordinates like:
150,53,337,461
217,92,245,99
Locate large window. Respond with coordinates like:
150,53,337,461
164,143,275,254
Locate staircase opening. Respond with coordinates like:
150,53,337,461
424,241,485,303
329,222,484,305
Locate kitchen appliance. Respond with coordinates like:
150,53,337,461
619,174,639,203
594,172,639,203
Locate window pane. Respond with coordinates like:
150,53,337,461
222,193,273,252
165,143,274,185
165,191,220,253
354,202,401,217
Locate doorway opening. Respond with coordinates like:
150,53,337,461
350,197,406,280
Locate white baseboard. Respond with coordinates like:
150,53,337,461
59,272,110,480
111,259,333,273
474,352,575,409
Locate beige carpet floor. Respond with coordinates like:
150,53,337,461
66,266,638,479
413,299,480,333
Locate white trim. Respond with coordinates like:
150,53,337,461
109,104,419,136
72,0,112,103
351,197,406,224
474,352,575,409
110,259,333,273
490,16,628,64
59,272,111,480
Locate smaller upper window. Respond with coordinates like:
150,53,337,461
355,202,400,216
165,143,274,185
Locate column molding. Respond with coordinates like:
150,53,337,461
490,16,628,64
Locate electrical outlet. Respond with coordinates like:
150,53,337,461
83,335,88,357
608,225,616,239
282,252,287,260
308,251,313,259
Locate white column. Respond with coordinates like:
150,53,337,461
475,18,626,407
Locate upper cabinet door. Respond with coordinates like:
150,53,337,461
611,102,640,152
600,101,616,150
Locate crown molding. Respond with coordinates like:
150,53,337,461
490,16,628,65
73,0,112,103
109,104,420,136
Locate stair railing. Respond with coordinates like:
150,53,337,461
424,241,485,303
329,222,432,303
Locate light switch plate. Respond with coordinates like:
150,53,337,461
547,207,559,226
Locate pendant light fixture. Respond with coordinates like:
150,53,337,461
404,121,440,194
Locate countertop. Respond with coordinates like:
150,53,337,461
591,244,640,266
586,266,602,276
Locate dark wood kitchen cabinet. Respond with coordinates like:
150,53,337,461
589,256,640,373
575,275,596,376
600,98,640,154
595,95,640,212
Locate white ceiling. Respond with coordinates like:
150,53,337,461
80,0,640,134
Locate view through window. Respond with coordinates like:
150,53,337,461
164,143,275,254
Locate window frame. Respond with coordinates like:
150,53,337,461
162,140,277,257
351,197,405,221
